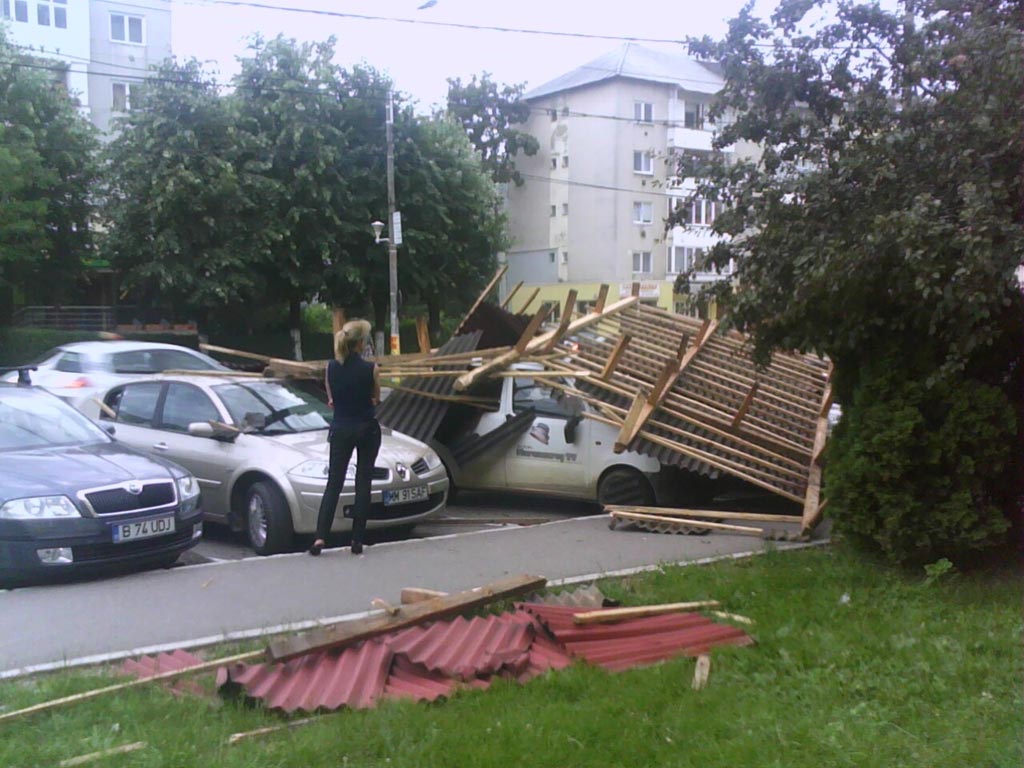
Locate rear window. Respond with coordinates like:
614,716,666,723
111,349,219,373
55,352,86,373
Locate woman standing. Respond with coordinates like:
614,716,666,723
309,319,381,556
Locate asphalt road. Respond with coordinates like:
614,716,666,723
184,492,599,563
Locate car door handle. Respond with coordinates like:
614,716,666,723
152,442,169,451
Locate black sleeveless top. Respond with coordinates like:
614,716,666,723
327,355,376,427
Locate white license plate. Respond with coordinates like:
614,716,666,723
383,486,428,506
112,515,176,543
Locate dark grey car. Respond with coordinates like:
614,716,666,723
0,382,203,586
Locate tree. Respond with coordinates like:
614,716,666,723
681,0,1023,562
446,73,539,186
0,30,98,305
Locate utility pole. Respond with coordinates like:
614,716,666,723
385,89,401,356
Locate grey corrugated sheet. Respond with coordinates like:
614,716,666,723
376,332,482,443
449,408,536,468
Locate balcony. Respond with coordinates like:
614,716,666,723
667,127,733,154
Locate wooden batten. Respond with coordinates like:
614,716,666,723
609,510,765,536
600,334,632,381
518,287,541,314
801,367,834,533
500,281,524,310
542,289,578,353
593,283,609,314
454,264,508,335
731,380,760,429
605,505,802,524
415,316,431,354
515,305,553,353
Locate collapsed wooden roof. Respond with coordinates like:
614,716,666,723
201,267,832,534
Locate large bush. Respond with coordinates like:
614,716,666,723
826,366,1016,564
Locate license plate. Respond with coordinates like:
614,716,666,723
383,485,428,506
112,515,176,543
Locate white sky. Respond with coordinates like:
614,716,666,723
171,0,782,111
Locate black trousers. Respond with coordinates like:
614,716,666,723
315,419,382,545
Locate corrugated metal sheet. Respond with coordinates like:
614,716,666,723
525,584,607,609
119,650,208,699
448,407,536,468
376,331,482,442
519,603,754,672
458,302,531,349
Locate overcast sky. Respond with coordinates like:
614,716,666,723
171,0,782,111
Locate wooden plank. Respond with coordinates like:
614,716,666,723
400,588,449,604
605,505,802,524
500,281,524,310
731,380,760,429
710,611,754,625
371,598,400,616
228,718,324,746
600,334,631,380
199,343,272,363
0,651,260,724
801,368,833,533
541,289,578,352
518,287,540,314
674,332,691,363
609,510,766,535
572,600,721,625
416,316,431,354
454,264,508,335
59,742,147,767
615,390,649,452
515,305,553,353
267,574,547,662
593,284,609,314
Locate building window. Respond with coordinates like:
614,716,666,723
688,199,717,227
561,203,568,216
549,251,556,263
684,102,705,130
12,0,28,22
634,101,653,123
560,251,568,265
550,157,557,169
669,246,706,274
631,251,653,275
112,81,137,112
561,155,569,168
632,201,654,225
549,205,557,218
1,0,10,19
36,1,48,25
111,12,144,43
560,106,569,117
633,150,653,175
53,0,65,28
549,109,558,122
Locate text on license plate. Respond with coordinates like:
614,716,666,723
383,486,428,506
112,515,176,543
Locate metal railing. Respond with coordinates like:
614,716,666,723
11,306,116,331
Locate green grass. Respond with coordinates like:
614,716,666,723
1,545,1020,767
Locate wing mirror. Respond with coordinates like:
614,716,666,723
103,424,116,437
188,421,239,442
564,414,582,444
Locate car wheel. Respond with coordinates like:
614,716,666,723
597,467,656,507
245,481,294,555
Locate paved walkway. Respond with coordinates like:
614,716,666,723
0,516,823,677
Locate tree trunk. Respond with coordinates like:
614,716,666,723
427,298,442,342
289,298,303,361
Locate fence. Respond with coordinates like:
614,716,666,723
11,306,115,331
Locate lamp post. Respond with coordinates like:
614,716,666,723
370,89,401,356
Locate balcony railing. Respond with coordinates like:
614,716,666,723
11,306,115,331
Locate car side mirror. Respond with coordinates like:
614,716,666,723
103,424,116,437
564,414,582,444
188,421,238,442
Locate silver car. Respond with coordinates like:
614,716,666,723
2,341,230,418
97,375,448,554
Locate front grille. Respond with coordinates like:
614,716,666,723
73,526,194,563
344,492,444,521
411,458,429,476
84,481,175,516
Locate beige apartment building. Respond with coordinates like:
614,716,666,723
503,43,756,318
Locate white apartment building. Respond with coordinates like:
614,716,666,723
504,43,756,317
1,0,171,133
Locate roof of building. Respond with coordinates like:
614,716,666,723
524,42,724,101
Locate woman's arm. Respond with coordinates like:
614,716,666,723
325,365,333,408
371,363,381,406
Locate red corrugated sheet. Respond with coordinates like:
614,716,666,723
211,603,751,713
119,650,208,698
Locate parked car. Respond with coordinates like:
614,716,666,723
0,376,203,587
97,374,448,554
1,341,230,418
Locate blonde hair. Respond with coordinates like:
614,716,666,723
335,319,372,361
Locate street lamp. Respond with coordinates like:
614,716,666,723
370,218,400,357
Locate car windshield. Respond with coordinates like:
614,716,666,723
0,389,110,451
213,381,331,434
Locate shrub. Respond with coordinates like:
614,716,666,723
826,366,1017,564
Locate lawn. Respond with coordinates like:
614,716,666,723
0,545,1019,768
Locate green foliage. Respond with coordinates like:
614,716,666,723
446,73,539,186
0,30,98,304
826,361,1015,564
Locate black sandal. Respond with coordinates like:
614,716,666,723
308,540,325,556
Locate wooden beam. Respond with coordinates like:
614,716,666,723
500,281,524,310
400,588,449,604
228,718,324,746
541,289,577,352
371,597,400,616
609,510,766,535
415,316,430,354
600,334,631,380
0,650,260,724
572,600,721,625
631,281,640,297
454,264,508,335
199,343,272,363
731,380,760,429
267,574,547,663
518,287,540,314
801,372,833,533
515,304,553,353
604,505,802,524
593,284,609,314
674,333,691,364
60,742,147,767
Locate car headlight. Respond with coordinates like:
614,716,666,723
175,475,200,502
0,496,81,519
424,450,442,471
289,460,331,480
